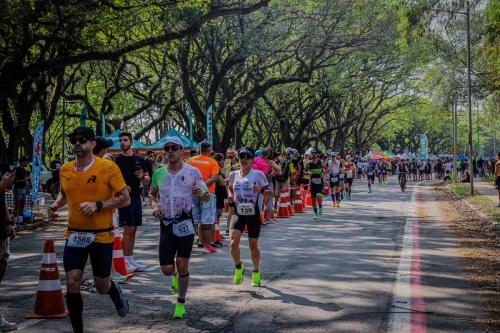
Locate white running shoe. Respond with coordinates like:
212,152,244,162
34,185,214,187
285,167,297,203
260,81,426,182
125,262,137,274
0,315,17,332
130,258,146,272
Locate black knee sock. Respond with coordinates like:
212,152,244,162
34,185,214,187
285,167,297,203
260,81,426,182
313,207,317,213
66,292,83,333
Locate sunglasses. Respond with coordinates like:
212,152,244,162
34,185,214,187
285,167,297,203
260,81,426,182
70,137,88,145
164,145,182,152
238,153,253,160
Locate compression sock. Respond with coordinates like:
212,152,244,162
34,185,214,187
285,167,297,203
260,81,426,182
66,292,83,333
313,207,318,214
178,273,190,303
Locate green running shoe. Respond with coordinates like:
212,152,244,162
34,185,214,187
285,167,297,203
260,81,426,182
111,272,127,283
171,275,178,293
251,271,261,287
173,303,186,319
234,264,245,285
319,207,323,216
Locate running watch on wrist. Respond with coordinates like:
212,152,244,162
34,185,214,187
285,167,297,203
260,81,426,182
96,201,103,211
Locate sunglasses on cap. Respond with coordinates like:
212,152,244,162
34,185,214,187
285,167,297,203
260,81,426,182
69,136,88,145
164,144,182,152
238,152,253,160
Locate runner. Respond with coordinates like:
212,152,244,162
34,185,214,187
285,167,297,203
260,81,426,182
495,152,500,207
307,149,325,219
0,171,16,332
274,152,291,212
115,132,150,273
227,147,269,287
213,153,227,247
328,152,342,208
187,141,220,254
149,136,209,319
397,159,409,192
367,158,376,193
47,126,130,333
12,157,30,225
344,155,354,200
262,148,281,224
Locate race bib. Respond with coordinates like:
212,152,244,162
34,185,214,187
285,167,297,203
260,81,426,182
312,178,322,185
330,177,338,182
368,172,373,176
346,170,353,178
172,219,195,238
67,232,95,248
236,203,256,216
339,174,344,179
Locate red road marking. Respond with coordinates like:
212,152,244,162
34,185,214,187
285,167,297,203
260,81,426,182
410,202,427,333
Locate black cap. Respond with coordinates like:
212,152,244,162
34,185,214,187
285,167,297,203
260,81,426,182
69,126,96,141
238,147,255,158
200,141,212,149
93,136,113,154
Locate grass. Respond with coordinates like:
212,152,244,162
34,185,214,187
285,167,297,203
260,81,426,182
481,175,494,183
449,183,500,223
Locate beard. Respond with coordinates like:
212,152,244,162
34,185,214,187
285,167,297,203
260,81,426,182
73,146,84,156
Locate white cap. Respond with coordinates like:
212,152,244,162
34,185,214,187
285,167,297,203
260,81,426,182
164,136,184,147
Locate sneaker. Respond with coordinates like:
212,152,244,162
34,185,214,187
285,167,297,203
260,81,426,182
130,259,146,272
203,245,223,254
233,264,245,285
265,219,271,225
173,303,186,319
318,207,323,216
225,230,230,236
211,241,223,248
197,243,204,248
0,316,16,332
81,279,96,293
111,281,129,318
368,189,372,193
171,275,178,293
313,213,318,221
126,262,137,274
251,271,261,287
111,272,127,283
261,219,267,225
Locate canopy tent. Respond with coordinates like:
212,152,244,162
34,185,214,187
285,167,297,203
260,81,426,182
456,153,469,161
384,150,396,158
107,130,145,150
147,128,200,149
428,154,440,161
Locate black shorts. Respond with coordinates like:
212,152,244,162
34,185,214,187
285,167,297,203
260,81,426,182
119,195,142,227
215,190,226,209
159,223,195,265
310,183,324,198
345,177,353,185
368,175,375,182
63,241,113,278
496,176,500,190
231,206,261,238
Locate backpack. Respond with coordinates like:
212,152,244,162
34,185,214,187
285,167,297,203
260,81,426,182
276,160,290,182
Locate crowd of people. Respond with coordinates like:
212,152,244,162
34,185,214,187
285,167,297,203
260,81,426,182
1,125,499,332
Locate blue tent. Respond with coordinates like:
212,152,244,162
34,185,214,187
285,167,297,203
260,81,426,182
456,153,469,161
106,130,146,149
146,128,200,149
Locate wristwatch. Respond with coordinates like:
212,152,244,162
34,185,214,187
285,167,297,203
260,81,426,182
96,201,103,211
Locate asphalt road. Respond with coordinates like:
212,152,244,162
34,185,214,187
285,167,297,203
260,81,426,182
0,176,489,332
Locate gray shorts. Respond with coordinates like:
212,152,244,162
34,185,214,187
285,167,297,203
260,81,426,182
192,193,216,225
274,180,289,197
13,188,26,203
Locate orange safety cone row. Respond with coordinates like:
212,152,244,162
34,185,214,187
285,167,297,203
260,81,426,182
294,187,305,213
287,188,294,216
263,209,275,221
323,182,330,196
214,221,223,243
277,188,290,218
113,232,134,278
26,239,68,319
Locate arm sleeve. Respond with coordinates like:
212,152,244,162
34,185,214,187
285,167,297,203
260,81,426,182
109,163,127,193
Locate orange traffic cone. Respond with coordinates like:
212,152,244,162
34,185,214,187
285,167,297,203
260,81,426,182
294,187,305,213
287,188,294,216
277,188,290,218
306,187,312,207
215,221,223,243
26,239,68,319
323,182,330,196
113,233,133,278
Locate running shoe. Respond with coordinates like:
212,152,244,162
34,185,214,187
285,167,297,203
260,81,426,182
212,241,223,248
126,262,137,274
173,303,186,319
225,230,230,236
0,315,16,332
368,189,372,193
171,275,178,293
319,207,323,216
313,213,318,220
234,264,245,285
265,219,272,225
111,272,127,283
251,271,261,287
203,245,223,254
111,282,129,318
81,279,96,293
131,259,146,272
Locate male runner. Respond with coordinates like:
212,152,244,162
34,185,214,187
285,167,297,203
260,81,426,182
344,155,354,200
307,150,325,219
367,158,376,193
149,137,209,319
48,126,130,333
328,152,342,207
115,132,150,273
228,148,269,287
187,141,220,254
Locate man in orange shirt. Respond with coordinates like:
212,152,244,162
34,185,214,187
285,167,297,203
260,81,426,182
48,126,131,333
187,141,220,254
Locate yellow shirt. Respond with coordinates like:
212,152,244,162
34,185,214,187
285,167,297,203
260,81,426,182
60,157,127,243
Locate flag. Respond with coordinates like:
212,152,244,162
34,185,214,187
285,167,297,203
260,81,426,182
206,105,213,145
419,133,428,160
31,121,44,203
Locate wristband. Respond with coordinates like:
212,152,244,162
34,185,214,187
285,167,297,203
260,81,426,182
197,189,206,197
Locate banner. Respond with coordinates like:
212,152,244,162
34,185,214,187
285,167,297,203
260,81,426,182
31,121,44,204
187,103,193,149
101,112,106,136
206,105,213,145
80,107,87,126
419,133,428,160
